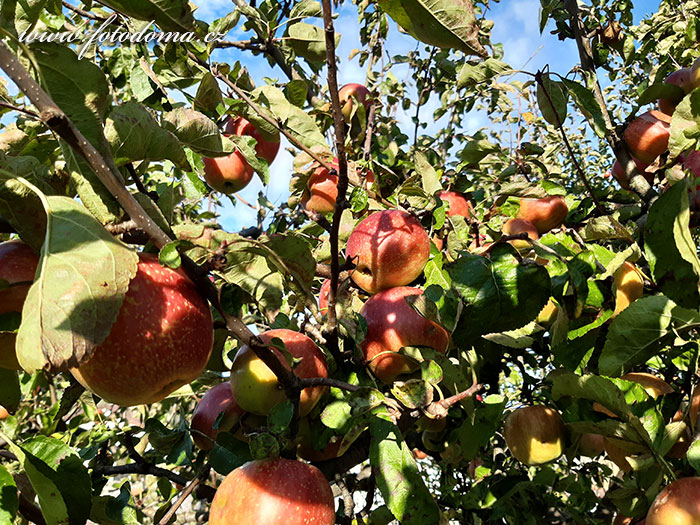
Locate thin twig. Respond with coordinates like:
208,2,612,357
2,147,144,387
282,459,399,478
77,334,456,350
0,101,39,118
158,476,202,525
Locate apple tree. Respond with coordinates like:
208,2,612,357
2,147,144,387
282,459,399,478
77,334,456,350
0,0,699,523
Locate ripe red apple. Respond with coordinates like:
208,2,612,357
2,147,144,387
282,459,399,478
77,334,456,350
623,110,672,164
646,477,700,525
437,191,472,218
229,329,328,417
0,240,40,315
338,83,371,121
202,117,280,194
503,405,565,465
516,196,568,234
209,458,335,525
359,286,450,383
318,279,331,316
502,218,539,252
70,254,214,406
191,382,245,451
657,68,692,115
302,159,375,214
346,209,430,294
611,158,654,190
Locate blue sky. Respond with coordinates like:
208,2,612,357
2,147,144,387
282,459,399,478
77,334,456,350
198,0,662,232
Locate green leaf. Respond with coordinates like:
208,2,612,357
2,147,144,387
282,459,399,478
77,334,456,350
457,394,505,460
669,88,700,157
290,0,323,18
550,371,634,420
0,465,17,524
562,79,608,138
582,215,634,241
599,295,700,377
209,433,253,476
104,102,189,169
0,157,48,251
415,151,441,195
15,183,138,373
0,368,20,412
286,22,338,63
689,438,700,473
376,0,486,56
369,409,440,524
391,379,433,409
194,72,224,115
158,240,195,269
228,134,270,185
268,399,294,434
284,79,309,108
638,83,685,106
537,73,568,126
163,108,236,157
645,181,700,309
457,58,510,89
97,0,197,31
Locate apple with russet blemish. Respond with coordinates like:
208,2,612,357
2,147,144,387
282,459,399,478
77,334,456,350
503,405,565,465
516,196,568,234
229,328,328,417
338,83,371,121
191,382,246,451
623,110,672,164
70,254,214,406
359,286,450,384
502,218,538,252
202,116,280,194
346,209,430,294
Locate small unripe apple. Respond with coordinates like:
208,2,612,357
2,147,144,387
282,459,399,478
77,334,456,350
229,329,328,417
202,117,280,194
502,218,538,252
191,382,245,451
346,209,430,294
503,405,565,465
646,477,700,525
338,83,371,121
611,158,653,190
209,458,335,525
70,254,214,406
437,191,472,218
0,240,40,315
623,110,672,164
657,68,692,115
360,286,450,384
302,159,375,213
612,261,644,317
516,196,568,234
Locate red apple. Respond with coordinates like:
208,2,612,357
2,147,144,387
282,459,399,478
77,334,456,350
302,159,375,214
623,110,672,164
437,191,472,218
503,405,565,465
359,286,450,383
70,254,214,406
646,477,700,525
191,382,245,451
346,209,430,294
318,279,331,316
516,196,568,234
202,117,280,194
209,458,335,525
338,83,371,121
229,329,328,417
658,68,692,115
576,433,605,457
611,158,654,190
502,218,539,252
0,405,8,420
684,150,700,178
0,240,40,315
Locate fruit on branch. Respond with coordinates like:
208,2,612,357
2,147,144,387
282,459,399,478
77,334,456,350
611,158,654,190
360,286,449,384
302,159,375,214
191,382,245,451
503,405,565,465
684,150,700,177
209,458,335,525
646,477,700,525
70,254,214,406
318,278,331,315
338,83,371,121
202,117,280,194
437,191,472,218
612,262,644,317
229,329,328,417
623,110,672,164
657,68,692,115
0,405,8,420
575,432,605,457
516,196,568,234
346,209,430,294
690,57,700,91
0,240,40,315
502,218,539,252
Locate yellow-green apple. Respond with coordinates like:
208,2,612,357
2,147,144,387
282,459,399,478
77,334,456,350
437,191,472,218
646,477,700,525
0,240,40,315
623,110,672,164
338,83,371,121
502,218,539,252
612,262,644,317
229,329,328,417
302,159,375,213
359,286,449,383
191,382,245,451
70,253,214,406
611,158,654,190
346,209,430,294
516,196,568,234
202,117,280,194
658,68,692,115
209,458,335,525
690,57,700,90
503,405,565,465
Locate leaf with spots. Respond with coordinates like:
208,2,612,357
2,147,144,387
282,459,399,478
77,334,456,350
14,179,138,373
369,408,440,524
